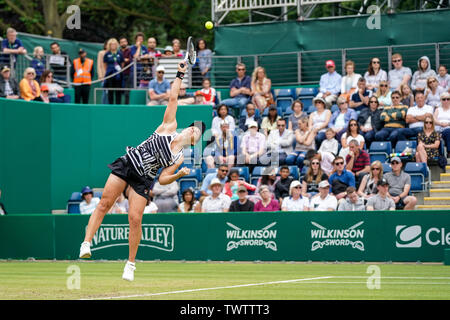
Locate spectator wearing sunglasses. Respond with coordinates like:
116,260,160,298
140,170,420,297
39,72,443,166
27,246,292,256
364,57,387,92
262,118,294,165
328,156,355,200
200,164,229,198
397,90,433,141
374,80,392,107
357,160,384,200
416,116,441,164
383,157,417,210
434,92,450,154
147,65,170,106
281,180,309,212
375,91,408,146
425,76,446,108
388,53,412,91
357,96,383,149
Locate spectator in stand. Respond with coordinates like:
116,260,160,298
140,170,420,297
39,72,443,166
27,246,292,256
263,118,294,165
315,59,341,108
281,180,309,212
221,63,252,113
0,65,19,99
318,128,339,156
130,32,149,89
338,186,365,211
197,39,212,80
415,116,441,164
223,169,256,201
193,90,207,105
40,70,70,103
177,82,195,105
79,186,100,215
425,76,446,108
103,38,124,105
357,96,383,149
239,103,262,132
97,40,108,104
147,65,170,106
205,120,236,170
19,67,41,101
287,100,307,131
366,178,396,211
251,66,274,114
30,46,45,82
254,185,280,212
364,57,387,92
261,105,281,136
388,53,412,91
328,156,356,201
345,139,371,188
329,96,358,142
143,198,158,214
130,32,148,61
162,45,174,58
0,189,7,215
273,165,294,205
383,157,417,210
49,41,70,83
178,188,200,213
39,84,50,103
171,39,184,58
240,120,266,171
340,60,361,102
146,37,161,79
151,180,179,213
200,164,229,198
255,167,280,195
399,83,414,108
437,65,450,91
411,56,437,92
1,28,26,68
201,178,231,212
229,185,255,212
211,104,236,138
375,80,392,107
434,92,450,154
339,119,365,160
349,77,372,112
71,48,94,104
308,180,337,211
200,78,216,106
357,160,384,201
119,36,132,104
111,193,129,214
310,96,332,148
286,117,316,168
374,91,408,146
301,156,329,199
397,90,434,141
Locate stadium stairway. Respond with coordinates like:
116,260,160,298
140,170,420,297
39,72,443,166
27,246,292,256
418,164,450,210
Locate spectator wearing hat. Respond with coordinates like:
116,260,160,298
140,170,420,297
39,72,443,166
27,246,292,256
254,185,280,212
0,65,19,99
239,103,262,132
201,178,232,212
147,65,170,106
315,60,342,108
194,90,207,105
337,186,365,211
308,180,337,211
281,180,309,212
383,157,417,210
162,45,174,58
366,178,396,211
71,48,94,104
200,164,229,198
19,67,41,101
229,185,255,212
309,96,332,148
40,84,50,103
79,186,101,215
240,120,266,172
220,63,252,114
261,105,281,137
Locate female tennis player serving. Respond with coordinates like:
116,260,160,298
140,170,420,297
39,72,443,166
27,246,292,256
79,61,202,281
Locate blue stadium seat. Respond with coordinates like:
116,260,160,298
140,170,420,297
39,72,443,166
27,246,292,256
250,166,271,185
69,192,82,201
369,141,392,163
382,163,392,173
206,168,218,175
232,166,250,182
295,87,318,98
178,167,203,193
404,162,430,192
300,98,313,113
300,166,308,178
67,192,82,214
274,88,295,113
288,166,299,180
394,140,417,161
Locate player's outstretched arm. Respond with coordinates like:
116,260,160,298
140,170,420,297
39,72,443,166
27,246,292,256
162,62,188,127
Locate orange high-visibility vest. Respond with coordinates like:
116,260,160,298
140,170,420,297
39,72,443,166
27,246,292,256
73,58,93,84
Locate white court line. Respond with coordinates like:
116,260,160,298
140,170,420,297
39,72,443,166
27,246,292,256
332,276,450,279
81,276,333,300
297,281,450,285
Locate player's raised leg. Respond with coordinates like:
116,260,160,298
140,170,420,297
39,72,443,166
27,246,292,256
79,174,127,258
122,187,147,281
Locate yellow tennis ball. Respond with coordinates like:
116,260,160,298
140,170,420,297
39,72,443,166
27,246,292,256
205,21,213,30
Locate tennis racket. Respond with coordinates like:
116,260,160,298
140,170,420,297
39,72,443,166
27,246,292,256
180,36,196,68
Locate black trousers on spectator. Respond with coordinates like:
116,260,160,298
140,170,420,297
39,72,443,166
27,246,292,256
106,77,123,104
75,84,90,104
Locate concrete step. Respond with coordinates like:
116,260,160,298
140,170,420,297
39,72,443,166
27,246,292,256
431,181,450,188
446,165,450,173
416,204,450,210
440,173,450,181
423,197,450,205
429,189,450,195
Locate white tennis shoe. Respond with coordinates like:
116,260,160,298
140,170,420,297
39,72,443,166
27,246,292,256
79,241,91,259
122,261,136,281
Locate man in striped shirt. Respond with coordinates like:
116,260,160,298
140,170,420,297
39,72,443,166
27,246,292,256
345,139,371,188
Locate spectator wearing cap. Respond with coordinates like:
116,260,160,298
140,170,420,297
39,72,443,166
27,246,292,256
162,45,174,58
211,104,236,138
1,28,26,68
19,67,41,101
229,185,255,212
315,60,342,108
40,84,50,103
383,157,417,210
39,70,71,103
281,180,309,212
147,65,170,106
71,48,94,104
364,57,388,92
309,96,332,148
254,185,280,212
337,186,365,211
194,90,207,105
274,165,294,205
220,63,252,114
223,169,257,201
200,164,229,198
350,77,372,112
366,178,395,211
240,120,266,172
79,186,101,215
205,120,235,170
262,118,294,165
328,156,356,200
345,139,371,188
239,103,262,132
329,96,358,142
261,105,281,137
308,180,337,211
0,65,19,99
201,178,232,212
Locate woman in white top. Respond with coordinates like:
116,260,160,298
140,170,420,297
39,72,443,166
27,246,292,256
281,181,309,212
436,92,450,155
364,57,388,92
178,188,200,213
340,60,361,102
425,76,446,108
357,160,383,200
375,80,392,107
309,97,332,148
339,119,365,160
211,104,236,137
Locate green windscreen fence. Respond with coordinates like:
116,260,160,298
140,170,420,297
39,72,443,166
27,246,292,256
0,98,212,214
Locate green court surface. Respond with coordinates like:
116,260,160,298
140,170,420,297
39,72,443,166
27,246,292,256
0,261,449,300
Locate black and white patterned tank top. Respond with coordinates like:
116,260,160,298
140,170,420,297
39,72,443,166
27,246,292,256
126,131,183,178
